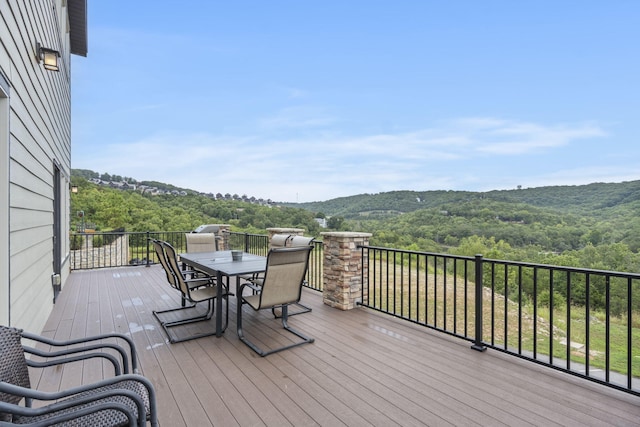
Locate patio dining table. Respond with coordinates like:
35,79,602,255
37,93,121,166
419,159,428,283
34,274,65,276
179,250,266,337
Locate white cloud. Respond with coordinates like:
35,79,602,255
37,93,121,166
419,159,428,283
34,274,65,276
73,117,623,202
523,166,640,189
258,106,336,129
287,88,308,99
455,118,607,155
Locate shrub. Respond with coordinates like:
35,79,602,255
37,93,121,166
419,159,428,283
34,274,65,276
70,235,84,250
538,290,567,309
91,235,104,248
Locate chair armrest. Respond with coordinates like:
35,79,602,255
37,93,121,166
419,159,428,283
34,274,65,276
23,348,124,375
0,399,139,426
182,268,201,275
244,276,264,289
184,276,213,285
239,281,262,296
183,268,217,283
21,331,138,373
0,374,157,426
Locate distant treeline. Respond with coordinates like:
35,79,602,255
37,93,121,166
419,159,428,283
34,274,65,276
71,171,640,279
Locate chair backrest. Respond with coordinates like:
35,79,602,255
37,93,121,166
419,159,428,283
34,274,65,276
270,234,315,249
185,233,218,253
256,246,312,308
151,239,177,289
288,236,315,247
0,326,31,419
161,242,191,297
269,234,292,249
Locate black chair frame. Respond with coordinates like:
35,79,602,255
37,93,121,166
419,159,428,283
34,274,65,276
153,240,229,343
0,325,158,426
237,246,315,357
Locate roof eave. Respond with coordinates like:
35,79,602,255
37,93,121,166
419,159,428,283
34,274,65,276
68,0,87,57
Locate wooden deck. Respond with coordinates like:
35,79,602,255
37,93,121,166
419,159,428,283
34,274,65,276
33,265,639,426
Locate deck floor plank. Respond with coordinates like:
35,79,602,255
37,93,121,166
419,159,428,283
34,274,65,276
29,265,640,427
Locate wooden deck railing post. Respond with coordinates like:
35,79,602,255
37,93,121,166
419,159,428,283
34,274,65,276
321,232,372,310
472,254,487,351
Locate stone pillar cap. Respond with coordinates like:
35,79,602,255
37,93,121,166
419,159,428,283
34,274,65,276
320,232,372,238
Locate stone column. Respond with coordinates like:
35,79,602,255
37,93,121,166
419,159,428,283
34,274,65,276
321,232,372,310
215,224,231,250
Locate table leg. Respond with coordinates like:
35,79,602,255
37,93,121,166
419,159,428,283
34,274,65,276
216,270,223,337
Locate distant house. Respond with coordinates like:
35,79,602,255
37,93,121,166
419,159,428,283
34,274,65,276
122,182,136,191
1,1,87,331
315,218,328,228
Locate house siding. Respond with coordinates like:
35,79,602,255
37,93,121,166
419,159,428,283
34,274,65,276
1,0,76,332
0,74,9,326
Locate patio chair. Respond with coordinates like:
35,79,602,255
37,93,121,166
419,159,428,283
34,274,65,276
153,241,229,343
184,232,223,279
270,233,293,248
237,233,291,283
0,325,157,426
247,235,316,318
185,232,221,253
237,246,315,356
275,235,315,317
151,239,212,308
288,235,315,248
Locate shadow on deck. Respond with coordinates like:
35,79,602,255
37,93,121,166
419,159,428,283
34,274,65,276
33,265,640,426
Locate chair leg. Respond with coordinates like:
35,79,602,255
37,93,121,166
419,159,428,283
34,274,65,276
153,300,213,343
237,303,314,357
272,302,312,318
272,282,312,318
280,304,315,347
236,303,265,356
152,303,202,320
154,294,228,343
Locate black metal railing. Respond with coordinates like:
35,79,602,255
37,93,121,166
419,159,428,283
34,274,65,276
70,230,323,291
228,232,324,291
70,231,194,270
228,232,270,256
360,246,640,396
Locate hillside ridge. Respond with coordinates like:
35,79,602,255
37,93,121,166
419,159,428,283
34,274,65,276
72,168,640,222
287,180,640,218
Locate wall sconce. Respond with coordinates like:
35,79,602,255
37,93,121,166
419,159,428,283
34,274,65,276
36,42,60,72
71,185,78,193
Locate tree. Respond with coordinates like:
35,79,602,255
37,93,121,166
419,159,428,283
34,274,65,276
327,216,344,230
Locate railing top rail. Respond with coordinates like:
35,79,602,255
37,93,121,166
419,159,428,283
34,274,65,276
359,245,476,261
71,230,194,236
482,257,640,278
228,231,270,238
360,244,640,278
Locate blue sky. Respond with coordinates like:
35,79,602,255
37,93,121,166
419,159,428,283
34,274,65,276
72,1,640,203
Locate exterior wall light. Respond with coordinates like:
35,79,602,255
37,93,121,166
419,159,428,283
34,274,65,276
71,185,78,193
36,42,60,72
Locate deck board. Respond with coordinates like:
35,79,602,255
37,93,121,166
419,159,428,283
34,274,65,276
32,265,640,426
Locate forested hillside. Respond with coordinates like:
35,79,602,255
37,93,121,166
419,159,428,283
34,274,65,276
69,172,323,236
291,180,640,219
71,170,640,274
487,181,640,214
290,180,640,254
